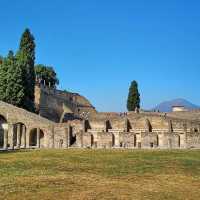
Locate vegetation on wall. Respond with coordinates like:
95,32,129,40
35,64,59,88
127,80,140,111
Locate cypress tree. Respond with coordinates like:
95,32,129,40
17,28,36,112
0,55,8,102
127,80,140,111
6,51,25,106
0,51,25,106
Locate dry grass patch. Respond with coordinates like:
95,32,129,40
0,149,199,200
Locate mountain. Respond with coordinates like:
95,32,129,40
152,98,200,112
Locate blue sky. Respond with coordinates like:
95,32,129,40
0,0,200,111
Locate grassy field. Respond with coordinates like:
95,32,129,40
0,149,200,200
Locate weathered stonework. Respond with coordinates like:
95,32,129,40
1,99,200,150
35,85,96,122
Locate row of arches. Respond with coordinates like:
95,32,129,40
79,131,182,149
83,118,200,134
0,115,45,149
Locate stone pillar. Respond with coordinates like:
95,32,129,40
65,127,68,148
81,131,83,148
180,133,187,149
114,132,120,147
22,125,26,148
26,129,30,148
3,130,8,150
9,124,14,150
37,128,40,148
16,124,21,149
83,120,86,132
158,133,164,148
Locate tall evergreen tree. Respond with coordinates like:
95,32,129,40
17,28,36,112
0,51,25,106
6,51,25,106
0,55,8,102
127,80,140,111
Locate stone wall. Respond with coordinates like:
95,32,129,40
35,85,96,122
1,100,200,150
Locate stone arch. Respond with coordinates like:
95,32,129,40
0,115,7,148
29,128,37,147
13,122,26,148
29,128,45,148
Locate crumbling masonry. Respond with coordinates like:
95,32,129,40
0,95,200,150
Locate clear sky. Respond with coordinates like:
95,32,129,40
0,0,200,111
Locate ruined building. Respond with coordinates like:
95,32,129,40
0,84,200,150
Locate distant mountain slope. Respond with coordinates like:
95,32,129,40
152,98,200,112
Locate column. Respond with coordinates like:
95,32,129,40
37,128,40,148
8,124,14,150
22,125,26,148
16,124,21,149
26,129,30,148
3,130,8,150
65,127,69,148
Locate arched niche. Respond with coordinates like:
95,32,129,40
0,115,7,148
29,128,45,148
13,122,26,147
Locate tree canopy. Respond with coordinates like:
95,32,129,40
0,28,59,112
0,51,25,107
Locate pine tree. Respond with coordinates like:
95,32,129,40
17,28,36,112
127,80,140,111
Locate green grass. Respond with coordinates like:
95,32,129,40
0,149,200,200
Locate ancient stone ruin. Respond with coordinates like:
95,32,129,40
0,84,200,150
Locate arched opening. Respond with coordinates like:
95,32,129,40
0,115,7,148
29,128,37,147
29,128,45,148
13,123,26,148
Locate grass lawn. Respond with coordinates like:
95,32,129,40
0,149,200,200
